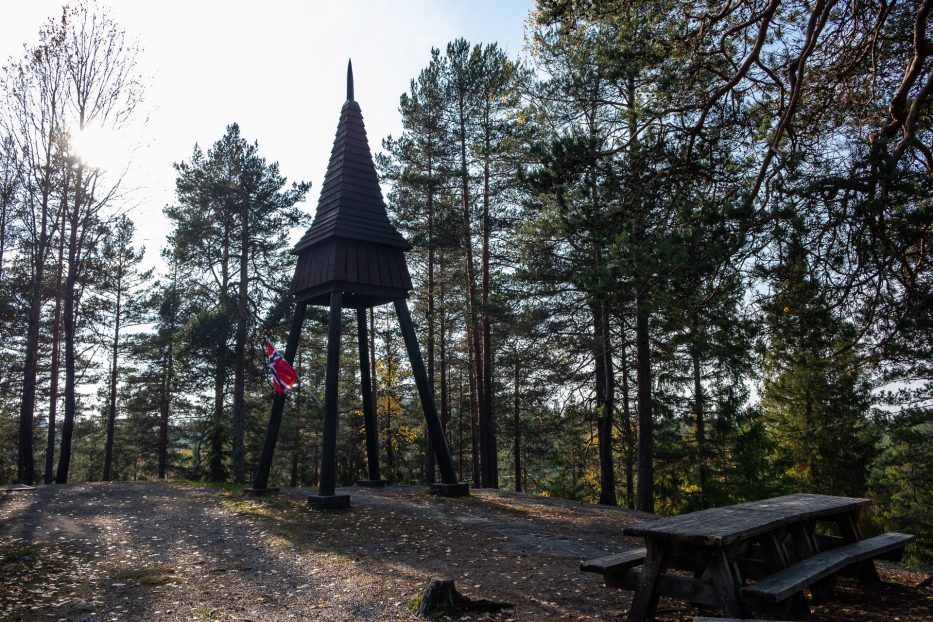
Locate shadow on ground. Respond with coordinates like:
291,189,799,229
1,483,929,621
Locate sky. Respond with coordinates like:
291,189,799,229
0,0,535,272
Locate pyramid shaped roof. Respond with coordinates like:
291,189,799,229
293,62,410,253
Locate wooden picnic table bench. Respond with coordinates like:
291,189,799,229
581,493,915,621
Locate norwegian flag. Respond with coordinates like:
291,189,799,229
265,339,298,395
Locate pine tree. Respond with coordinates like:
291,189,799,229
2,14,69,484
167,123,309,482
89,215,152,481
761,240,877,497
380,49,454,483
56,3,144,484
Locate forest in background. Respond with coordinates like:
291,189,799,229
0,1,930,565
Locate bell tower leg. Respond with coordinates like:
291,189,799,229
249,301,307,493
394,299,468,496
309,291,351,509
355,307,387,485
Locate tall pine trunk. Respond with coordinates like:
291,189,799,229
620,331,635,509
56,167,84,485
102,278,123,481
628,74,654,514
634,293,654,513
209,346,226,481
692,346,707,506
18,282,43,485
480,150,497,488
593,298,617,506
438,253,450,446
457,373,465,481
232,197,249,484
18,178,58,485
158,335,173,479
468,350,481,487
56,238,78,483
425,179,436,484
512,358,521,493
209,240,231,481
44,201,67,484
158,265,177,480
456,103,486,486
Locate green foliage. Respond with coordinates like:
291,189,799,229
760,242,878,497
869,409,933,566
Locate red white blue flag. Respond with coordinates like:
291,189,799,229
265,339,298,395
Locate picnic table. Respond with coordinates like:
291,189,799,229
582,493,914,621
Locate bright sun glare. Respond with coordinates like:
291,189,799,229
70,125,125,172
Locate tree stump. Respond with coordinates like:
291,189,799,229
415,578,512,618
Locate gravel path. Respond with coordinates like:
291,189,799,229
1,482,929,621
0,482,646,621
1,483,414,621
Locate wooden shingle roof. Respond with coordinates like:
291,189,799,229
290,61,412,308
292,62,410,254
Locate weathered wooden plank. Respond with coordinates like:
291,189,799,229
741,532,916,603
345,241,358,283
386,256,403,287
703,547,744,618
369,248,383,290
788,522,818,562
628,541,667,622
356,242,371,284
607,568,720,607
580,548,647,574
333,240,348,281
625,506,793,546
624,494,871,547
835,510,881,583
736,493,870,521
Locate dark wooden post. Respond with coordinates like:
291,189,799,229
395,299,467,495
249,301,307,493
356,307,386,485
310,291,350,508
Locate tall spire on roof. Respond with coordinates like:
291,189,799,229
347,59,354,101
292,60,410,256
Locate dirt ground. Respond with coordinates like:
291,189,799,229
0,482,930,621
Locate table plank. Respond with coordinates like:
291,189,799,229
625,506,793,546
624,494,869,547
741,532,915,603
734,493,869,519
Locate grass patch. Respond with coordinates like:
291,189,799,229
1,544,40,566
434,492,531,517
223,496,295,519
192,604,216,618
115,563,180,585
171,479,249,493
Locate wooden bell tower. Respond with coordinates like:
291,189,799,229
252,61,468,507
